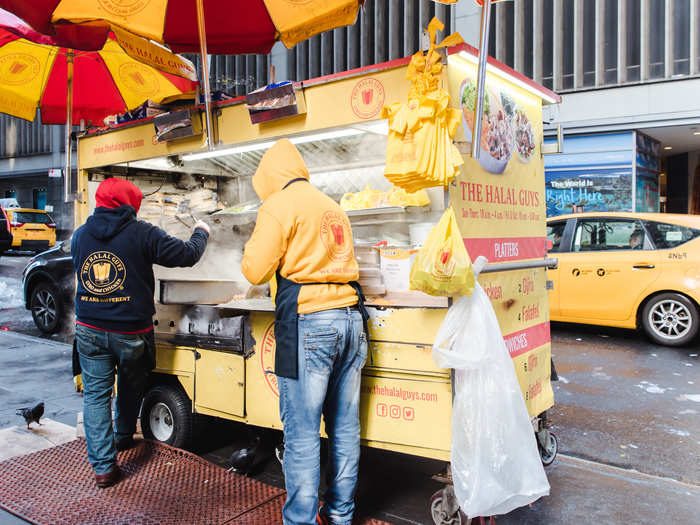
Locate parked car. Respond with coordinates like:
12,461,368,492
6,208,56,253
0,206,12,258
22,241,74,334
547,212,700,346
0,197,20,209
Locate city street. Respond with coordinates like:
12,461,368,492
1,253,699,523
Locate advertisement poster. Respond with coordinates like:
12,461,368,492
546,168,633,216
448,53,553,416
635,169,660,213
448,54,547,264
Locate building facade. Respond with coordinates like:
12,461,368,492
2,0,699,228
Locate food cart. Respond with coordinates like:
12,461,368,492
76,41,560,523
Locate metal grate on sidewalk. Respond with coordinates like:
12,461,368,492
0,439,392,525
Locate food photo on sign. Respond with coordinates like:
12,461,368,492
460,75,537,174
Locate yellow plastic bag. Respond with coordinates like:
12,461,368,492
340,185,386,210
385,187,431,207
409,207,475,297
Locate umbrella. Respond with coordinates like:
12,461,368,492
0,0,363,149
0,8,198,200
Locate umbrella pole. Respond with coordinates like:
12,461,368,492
64,50,74,203
196,0,214,151
471,0,492,160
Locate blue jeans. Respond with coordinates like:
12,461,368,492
277,307,367,525
75,324,153,475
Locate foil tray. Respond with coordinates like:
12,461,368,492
159,279,247,305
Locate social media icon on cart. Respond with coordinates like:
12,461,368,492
389,405,401,419
403,407,415,421
376,403,387,417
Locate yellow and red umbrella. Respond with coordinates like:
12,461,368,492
0,0,362,54
0,8,197,124
0,8,198,202
0,0,363,150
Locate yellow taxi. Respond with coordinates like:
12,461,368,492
547,212,700,347
6,208,56,253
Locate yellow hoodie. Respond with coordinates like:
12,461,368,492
242,139,359,314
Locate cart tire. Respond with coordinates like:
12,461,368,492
538,430,558,466
430,489,468,525
141,383,193,449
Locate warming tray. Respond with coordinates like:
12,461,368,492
159,279,247,305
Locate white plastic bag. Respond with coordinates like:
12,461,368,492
433,256,550,518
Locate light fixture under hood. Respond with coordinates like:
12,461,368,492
182,128,365,162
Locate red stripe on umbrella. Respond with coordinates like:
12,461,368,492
163,0,276,55
39,50,129,125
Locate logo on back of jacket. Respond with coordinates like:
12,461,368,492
320,211,352,262
80,251,127,295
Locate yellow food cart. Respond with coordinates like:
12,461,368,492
75,41,560,524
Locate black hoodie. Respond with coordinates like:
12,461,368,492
72,205,208,332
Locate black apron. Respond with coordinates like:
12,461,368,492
272,177,370,379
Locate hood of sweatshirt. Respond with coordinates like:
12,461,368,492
85,205,135,240
252,138,309,201
95,177,143,213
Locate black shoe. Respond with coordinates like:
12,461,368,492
115,436,135,451
95,467,120,488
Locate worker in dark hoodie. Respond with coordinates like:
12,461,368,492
242,139,368,525
72,177,209,488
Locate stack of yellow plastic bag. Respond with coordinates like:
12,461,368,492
385,187,431,207
340,185,431,211
382,17,464,192
409,207,475,297
340,185,386,210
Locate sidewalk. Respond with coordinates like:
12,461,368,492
1,330,698,524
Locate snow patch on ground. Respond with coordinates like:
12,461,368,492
684,394,700,403
637,382,666,394
0,278,23,309
665,428,690,437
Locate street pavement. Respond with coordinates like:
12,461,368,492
1,254,699,523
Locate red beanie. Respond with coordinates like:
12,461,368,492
95,178,143,214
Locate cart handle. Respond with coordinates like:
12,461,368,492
480,258,558,274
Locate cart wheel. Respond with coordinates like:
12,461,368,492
430,488,468,525
538,430,558,466
141,383,193,449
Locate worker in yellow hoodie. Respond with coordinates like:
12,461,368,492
242,139,368,525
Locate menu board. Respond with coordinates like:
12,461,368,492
448,53,554,416
448,54,547,264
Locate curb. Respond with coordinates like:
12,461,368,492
0,330,71,349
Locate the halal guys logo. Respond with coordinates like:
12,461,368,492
80,251,126,295
118,62,160,97
260,322,279,398
320,211,352,262
350,77,385,119
98,0,150,17
0,54,40,86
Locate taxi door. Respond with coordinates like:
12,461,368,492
558,217,661,322
546,219,570,317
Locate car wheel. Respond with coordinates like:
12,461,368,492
141,383,193,449
30,282,62,334
641,293,699,347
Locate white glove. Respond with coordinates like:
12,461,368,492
193,220,210,235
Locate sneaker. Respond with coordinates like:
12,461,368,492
95,467,120,488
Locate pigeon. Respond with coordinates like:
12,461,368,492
16,402,44,429
228,436,261,475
